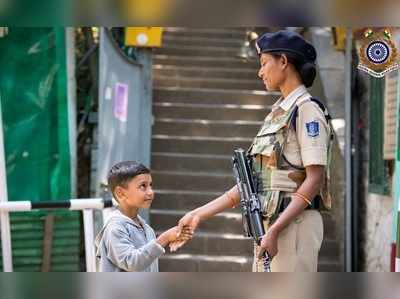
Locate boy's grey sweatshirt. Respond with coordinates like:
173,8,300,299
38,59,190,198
95,208,165,272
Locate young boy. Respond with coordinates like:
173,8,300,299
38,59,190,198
95,161,191,272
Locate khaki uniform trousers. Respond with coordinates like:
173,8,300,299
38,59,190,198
253,210,323,272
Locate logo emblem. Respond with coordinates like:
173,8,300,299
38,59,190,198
306,121,319,137
357,28,399,78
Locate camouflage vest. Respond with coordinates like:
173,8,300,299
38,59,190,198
248,95,333,222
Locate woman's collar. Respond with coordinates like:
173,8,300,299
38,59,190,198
278,85,308,111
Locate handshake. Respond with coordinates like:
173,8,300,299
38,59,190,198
156,212,200,252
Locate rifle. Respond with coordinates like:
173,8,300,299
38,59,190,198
232,148,271,272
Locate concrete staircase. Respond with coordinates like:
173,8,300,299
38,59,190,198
150,27,342,271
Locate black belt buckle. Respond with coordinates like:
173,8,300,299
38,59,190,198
278,195,321,213
311,195,321,210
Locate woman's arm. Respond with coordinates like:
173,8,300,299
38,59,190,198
179,185,240,230
169,186,240,252
258,164,324,258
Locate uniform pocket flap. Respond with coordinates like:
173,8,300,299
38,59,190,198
256,121,288,137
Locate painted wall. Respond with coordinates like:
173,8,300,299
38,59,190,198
364,193,393,271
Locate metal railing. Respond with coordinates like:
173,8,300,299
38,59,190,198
0,198,113,272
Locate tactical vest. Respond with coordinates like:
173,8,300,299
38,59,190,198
248,94,333,222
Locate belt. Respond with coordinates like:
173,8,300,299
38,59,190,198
278,195,321,213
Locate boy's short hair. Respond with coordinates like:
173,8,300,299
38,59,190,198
107,161,150,199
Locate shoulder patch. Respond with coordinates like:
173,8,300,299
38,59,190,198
306,121,319,137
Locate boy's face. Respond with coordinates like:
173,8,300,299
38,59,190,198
115,174,154,209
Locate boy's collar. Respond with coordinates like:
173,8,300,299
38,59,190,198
115,208,145,228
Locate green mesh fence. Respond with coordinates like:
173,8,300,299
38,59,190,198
0,28,82,271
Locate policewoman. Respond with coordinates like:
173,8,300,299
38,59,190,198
174,30,333,272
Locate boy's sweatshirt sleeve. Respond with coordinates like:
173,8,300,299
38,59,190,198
104,224,165,271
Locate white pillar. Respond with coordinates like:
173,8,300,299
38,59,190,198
0,98,12,272
83,209,96,272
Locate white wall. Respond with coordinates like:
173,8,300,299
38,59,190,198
364,193,393,271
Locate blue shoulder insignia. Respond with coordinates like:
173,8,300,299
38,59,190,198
306,121,319,137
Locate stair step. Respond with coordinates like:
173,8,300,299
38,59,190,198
317,260,343,272
152,118,262,138
154,87,279,106
151,135,252,155
163,28,247,39
153,54,259,68
156,44,245,58
160,254,342,272
153,102,270,121
320,239,340,258
152,170,235,193
152,190,223,211
151,152,233,173
153,65,258,80
150,209,244,235
154,76,266,90
162,35,245,48
159,253,252,272
321,213,338,240
158,231,253,256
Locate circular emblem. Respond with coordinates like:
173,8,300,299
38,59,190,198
357,28,399,77
366,41,390,64
360,38,397,72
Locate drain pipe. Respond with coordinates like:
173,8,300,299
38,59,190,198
344,27,353,272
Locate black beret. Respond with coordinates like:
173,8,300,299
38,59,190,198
255,30,317,63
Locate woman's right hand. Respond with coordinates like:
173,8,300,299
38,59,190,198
169,188,236,252
178,211,201,233
169,212,201,252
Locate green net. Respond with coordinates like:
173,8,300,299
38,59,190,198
0,28,81,271
0,27,71,201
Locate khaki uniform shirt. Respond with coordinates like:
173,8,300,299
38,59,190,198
273,85,330,169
